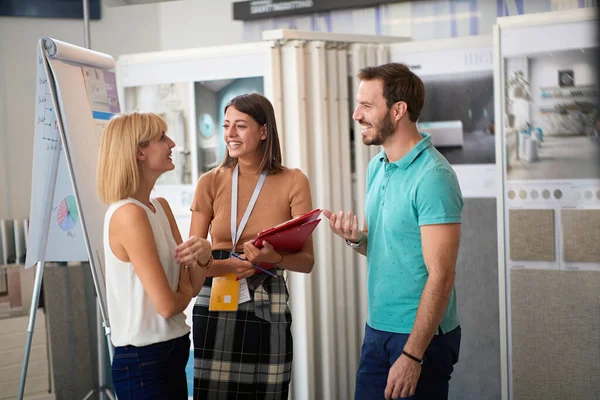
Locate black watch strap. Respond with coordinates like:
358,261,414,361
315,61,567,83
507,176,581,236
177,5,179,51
402,350,423,365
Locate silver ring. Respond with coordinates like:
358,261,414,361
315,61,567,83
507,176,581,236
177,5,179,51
184,265,190,270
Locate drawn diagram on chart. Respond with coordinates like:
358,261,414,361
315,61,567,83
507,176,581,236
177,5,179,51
36,59,61,150
42,153,88,262
56,195,79,232
28,49,88,263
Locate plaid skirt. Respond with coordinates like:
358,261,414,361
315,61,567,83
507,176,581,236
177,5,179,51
192,251,293,400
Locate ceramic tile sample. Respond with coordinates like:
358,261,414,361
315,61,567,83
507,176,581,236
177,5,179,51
511,269,600,399
561,209,600,263
509,209,555,261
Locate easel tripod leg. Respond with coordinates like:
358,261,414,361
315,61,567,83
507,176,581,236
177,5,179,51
18,261,45,400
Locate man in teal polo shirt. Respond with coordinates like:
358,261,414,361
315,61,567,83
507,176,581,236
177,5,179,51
324,62,463,400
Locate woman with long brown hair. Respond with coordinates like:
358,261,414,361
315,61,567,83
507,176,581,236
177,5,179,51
189,93,314,399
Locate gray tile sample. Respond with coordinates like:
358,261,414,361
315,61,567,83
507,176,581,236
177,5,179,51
509,209,555,261
561,209,600,263
511,269,600,400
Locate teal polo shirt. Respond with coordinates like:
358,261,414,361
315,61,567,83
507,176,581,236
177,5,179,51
365,132,463,334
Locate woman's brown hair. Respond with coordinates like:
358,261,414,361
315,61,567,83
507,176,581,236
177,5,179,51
219,93,284,173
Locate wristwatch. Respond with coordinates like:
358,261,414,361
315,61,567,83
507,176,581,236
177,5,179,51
345,234,365,248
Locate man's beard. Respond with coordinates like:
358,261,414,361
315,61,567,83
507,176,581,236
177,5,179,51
362,110,394,146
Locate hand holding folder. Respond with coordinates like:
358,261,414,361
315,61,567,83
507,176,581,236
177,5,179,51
253,208,322,251
245,209,322,275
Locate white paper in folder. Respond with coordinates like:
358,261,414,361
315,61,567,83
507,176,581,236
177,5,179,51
25,38,120,274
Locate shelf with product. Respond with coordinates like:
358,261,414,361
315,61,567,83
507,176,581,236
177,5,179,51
537,84,598,135
537,99,598,137
536,84,598,130
540,84,598,99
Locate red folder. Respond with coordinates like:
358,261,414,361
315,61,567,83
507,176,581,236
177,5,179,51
253,209,321,250
250,209,322,274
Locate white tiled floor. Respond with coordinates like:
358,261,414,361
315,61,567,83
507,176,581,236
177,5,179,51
507,135,600,180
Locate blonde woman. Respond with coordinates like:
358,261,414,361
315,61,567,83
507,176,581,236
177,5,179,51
98,112,212,399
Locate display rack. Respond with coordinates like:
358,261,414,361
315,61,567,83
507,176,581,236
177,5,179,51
494,8,600,400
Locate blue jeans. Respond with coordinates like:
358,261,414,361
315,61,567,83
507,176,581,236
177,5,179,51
112,334,190,399
355,324,461,400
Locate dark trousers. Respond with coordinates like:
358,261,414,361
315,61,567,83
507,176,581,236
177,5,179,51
112,334,190,399
355,324,461,400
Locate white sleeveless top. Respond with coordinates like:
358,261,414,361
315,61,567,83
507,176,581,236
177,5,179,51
104,198,190,347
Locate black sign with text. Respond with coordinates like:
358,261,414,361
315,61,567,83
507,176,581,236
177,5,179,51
233,0,409,21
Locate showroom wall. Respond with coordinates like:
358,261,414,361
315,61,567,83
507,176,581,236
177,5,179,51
0,0,243,219
1,0,594,219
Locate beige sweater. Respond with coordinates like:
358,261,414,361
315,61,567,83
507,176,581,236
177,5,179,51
191,166,313,252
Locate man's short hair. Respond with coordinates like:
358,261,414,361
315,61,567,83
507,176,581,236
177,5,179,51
358,62,425,123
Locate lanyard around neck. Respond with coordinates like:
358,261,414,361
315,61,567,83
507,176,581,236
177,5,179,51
231,163,267,252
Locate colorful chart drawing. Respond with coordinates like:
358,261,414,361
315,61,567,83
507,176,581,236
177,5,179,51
57,195,79,231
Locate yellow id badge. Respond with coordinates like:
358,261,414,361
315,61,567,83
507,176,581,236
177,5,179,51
209,273,240,311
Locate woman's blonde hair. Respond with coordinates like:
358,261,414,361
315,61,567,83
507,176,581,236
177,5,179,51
97,112,167,204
